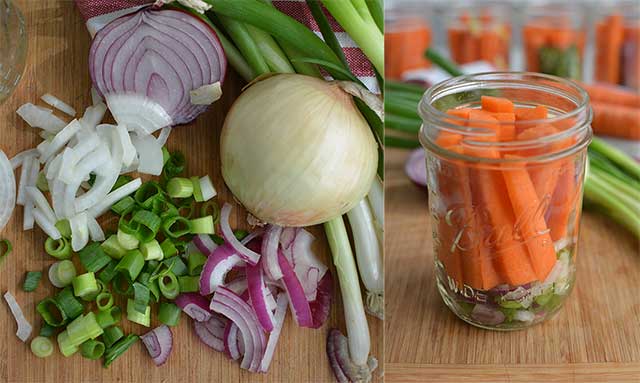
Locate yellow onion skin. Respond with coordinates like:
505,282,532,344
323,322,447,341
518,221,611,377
220,74,378,227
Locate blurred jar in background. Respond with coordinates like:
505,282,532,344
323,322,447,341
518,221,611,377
446,3,511,70
0,0,27,104
385,8,432,80
594,2,640,89
523,3,585,80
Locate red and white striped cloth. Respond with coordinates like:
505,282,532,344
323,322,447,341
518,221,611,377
74,0,378,92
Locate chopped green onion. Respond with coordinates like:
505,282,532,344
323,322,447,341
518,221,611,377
72,272,99,298
233,229,249,241
37,297,67,327
81,279,105,302
112,175,133,191
158,271,180,299
160,238,178,259
117,229,139,250
190,176,204,202
178,275,199,293
55,219,71,238
0,239,11,263
162,146,170,164
96,291,114,311
80,339,105,360
111,196,136,215
212,234,225,245
115,249,145,280
103,334,139,368
55,286,84,320
30,336,54,358
126,299,150,327
57,330,78,357
98,260,118,284
132,282,150,314
162,151,185,179
36,172,49,192
112,273,133,296
78,242,111,272
102,326,124,348
66,312,103,345
187,251,207,276
166,256,188,277
167,177,194,198
152,198,179,219
177,198,196,218
138,272,161,302
158,302,181,327
200,201,220,224
140,239,163,261
95,306,122,329
162,215,191,238
189,216,214,234
131,210,162,242
45,237,72,259
49,260,77,287
101,235,127,259
39,323,55,337
134,181,164,209
23,271,42,292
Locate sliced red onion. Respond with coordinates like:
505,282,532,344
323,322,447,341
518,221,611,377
246,262,276,332
471,304,506,326
309,272,333,329
287,228,328,301
175,293,212,322
0,151,16,232
225,276,248,296
210,287,266,372
261,225,283,281
193,234,218,255
4,291,32,342
220,203,260,265
259,292,288,372
327,328,377,383
405,148,427,187
279,227,297,249
199,244,243,295
141,325,173,366
240,228,263,246
278,251,313,328
224,322,242,361
89,8,226,125
193,314,227,352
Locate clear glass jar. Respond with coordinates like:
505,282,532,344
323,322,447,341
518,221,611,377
0,0,27,104
593,2,640,89
418,72,592,330
385,6,432,80
446,3,511,70
523,3,585,80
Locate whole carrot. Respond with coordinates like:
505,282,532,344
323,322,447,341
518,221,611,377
591,102,640,140
580,82,640,108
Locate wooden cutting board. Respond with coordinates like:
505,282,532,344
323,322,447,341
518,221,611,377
384,148,640,382
0,1,382,382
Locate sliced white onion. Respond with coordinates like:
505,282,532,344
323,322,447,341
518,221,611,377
16,155,35,206
41,93,76,117
131,134,163,175
190,82,222,105
199,176,217,202
32,208,61,240
38,119,83,162
156,126,172,147
89,178,141,217
79,102,107,131
16,103,66,132
50,179,65,219
87,214,105,241
10,149,39,170
106,94,172,135
0,151,16,232
45,155,62,181
69,212,89,251
4,291,32,342
115,124,136,167
90,86,103,105
260,292,288,372
57,148,77,184
25,187,56,224
23,203,34,230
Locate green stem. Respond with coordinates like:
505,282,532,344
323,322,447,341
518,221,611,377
385,97,420,120
584,175,640,238
385,114,421,133
591,166,640,204
306,0,350,70
589,136,640,181
385,135,420,148
386,80,425,95
589,168,640,217
365,0,383,33
217,15,270,75
424,47,464,77
321,0,384,74
244,24,295,73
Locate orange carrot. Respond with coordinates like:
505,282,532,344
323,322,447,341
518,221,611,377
436,132,463,147
447,108,472,119
385,20,432,79
547,160,576,242
622,25,640,89
594,14,624,85
502,155,558,281
492,112,516,141
481,96,515,113
515,105,548,121
580,82,640,108
591,102,640,140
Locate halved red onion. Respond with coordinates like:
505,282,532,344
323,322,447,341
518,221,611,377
224,322,242,361
210,287,266,372
220,203,260,265
259,292,288,372
246,262,276,332
199,244,243,295
278,251,313,328
141,325,173,366
405,148,427,187
0,151,16,232
309,272,333,329
261,225,283,280
89,8,226,125
175,293,212,322
193,234,217,255
193,314,227,352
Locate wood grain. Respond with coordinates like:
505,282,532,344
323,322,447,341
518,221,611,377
384,147,640,381
0,1,382,382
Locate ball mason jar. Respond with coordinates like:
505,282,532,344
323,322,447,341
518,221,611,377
418,72,592,330
0,0,27,104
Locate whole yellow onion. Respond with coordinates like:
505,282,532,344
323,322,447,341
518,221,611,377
220,74,378,227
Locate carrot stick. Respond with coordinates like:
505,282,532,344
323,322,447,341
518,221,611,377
515,105,548,121
435,132,462,147
502,155,558,281
447,28,465,64
580,82,640,108
547,160,576,242
595,14,624,84
481,96,515,113
591,102,640,140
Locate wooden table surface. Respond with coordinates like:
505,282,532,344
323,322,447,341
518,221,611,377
0,1,382,382
384,147,640,382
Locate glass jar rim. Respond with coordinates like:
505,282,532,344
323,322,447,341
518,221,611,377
418,72,593,164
